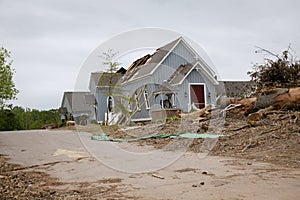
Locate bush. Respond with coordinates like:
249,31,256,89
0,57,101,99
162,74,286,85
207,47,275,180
248,48,300,92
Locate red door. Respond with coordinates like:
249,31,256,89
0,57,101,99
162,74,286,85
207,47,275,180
190,85,205,109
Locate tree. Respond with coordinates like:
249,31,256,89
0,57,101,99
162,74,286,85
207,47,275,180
0,108,21,131
248,46,300,92
100,49,122,125
0,47,18,108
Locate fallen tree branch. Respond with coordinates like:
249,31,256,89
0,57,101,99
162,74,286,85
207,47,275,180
228,124,250,132
241,142,258,152
259,127,281,135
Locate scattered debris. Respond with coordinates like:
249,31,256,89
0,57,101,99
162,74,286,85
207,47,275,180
192,182,205,187
0,154,133,199
66,121,76,126
151,174,165,179
91,132,223,142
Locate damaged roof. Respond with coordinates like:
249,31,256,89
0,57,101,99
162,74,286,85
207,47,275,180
97,72,124,87
91,67,126,88
167,63,194,85
123,37,181,82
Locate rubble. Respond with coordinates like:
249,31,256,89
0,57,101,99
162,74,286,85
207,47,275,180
98,87,300,168
3,87,299,198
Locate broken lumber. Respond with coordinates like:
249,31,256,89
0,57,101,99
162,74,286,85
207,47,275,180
151,174,165,179
248,106,275,122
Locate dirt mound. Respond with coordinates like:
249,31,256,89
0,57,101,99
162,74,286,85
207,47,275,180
99,108,300,168
212,112,300,168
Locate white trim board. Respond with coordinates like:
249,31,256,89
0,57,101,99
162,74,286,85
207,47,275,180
188,83,207,111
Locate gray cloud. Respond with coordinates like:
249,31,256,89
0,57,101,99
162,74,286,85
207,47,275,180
1,0,299,109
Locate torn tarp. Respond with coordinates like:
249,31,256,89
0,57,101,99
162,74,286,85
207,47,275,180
177,133,223,139
91,132,223,142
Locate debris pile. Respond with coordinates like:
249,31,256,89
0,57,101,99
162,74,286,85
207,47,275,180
98,87,300,167
211,87,300,167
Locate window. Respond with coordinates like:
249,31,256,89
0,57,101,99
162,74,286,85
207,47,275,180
134,91,141,111
127,95,133,112
128,102,132,112
172,94,176,108
107,96,114,112
144,89,150,109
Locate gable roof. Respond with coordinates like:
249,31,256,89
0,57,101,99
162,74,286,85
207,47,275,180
153,84,178,95
61,91,95,114
122,36,218,85
167,63,194,85
89,72,103,91
97,72,124,87
89,67,126,90
122,37,181,83
167,62,219,86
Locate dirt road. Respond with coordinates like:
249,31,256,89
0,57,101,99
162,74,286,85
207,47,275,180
1,130,299,199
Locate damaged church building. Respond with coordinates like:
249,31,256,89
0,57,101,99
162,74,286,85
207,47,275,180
60,37,230,124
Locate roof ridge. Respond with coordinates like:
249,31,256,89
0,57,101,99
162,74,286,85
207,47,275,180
123,37,183,83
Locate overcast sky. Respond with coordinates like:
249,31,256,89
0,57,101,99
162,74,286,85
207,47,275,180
1,0,299,110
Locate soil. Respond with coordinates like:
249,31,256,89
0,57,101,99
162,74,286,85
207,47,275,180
0,155,135,199
212,114,300,168
96,109,300,168
1,109,299,199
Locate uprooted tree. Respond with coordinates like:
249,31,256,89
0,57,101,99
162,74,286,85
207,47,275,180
0,47,18,108
248,46,300,92
232,46,300,119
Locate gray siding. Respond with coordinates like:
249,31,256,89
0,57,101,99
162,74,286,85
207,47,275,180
153,41,196,84
177,69,216,112
89,79,97,93
161,41,195,70
109,40,217,121
130,84,160,120
62,99,72,116
95,88,108,122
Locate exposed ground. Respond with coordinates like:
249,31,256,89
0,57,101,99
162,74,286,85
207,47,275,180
1,109,300,199
92,110,300,168
0,155,132,199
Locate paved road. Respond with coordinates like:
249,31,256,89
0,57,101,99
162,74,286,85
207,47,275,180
1,130,299,199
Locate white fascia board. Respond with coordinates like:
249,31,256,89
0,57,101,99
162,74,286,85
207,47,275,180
195,62,219,85
173,64,197,86
131,117,152,122
172,62,218,86
149,37,183,75
180,37,216,76
121,74,149,86
124,37,183,84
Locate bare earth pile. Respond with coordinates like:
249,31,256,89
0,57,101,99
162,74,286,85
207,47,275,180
1,87,299,198
102,108,300,168
212,112,300,168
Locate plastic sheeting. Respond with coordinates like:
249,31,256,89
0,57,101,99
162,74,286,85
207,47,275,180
178,133,223,139
91,132,223,142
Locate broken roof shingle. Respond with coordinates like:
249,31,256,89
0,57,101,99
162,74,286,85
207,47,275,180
167,63,194,85
123,37,182,82
127,54,151,72
97,72,123,86
153,84,178,94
